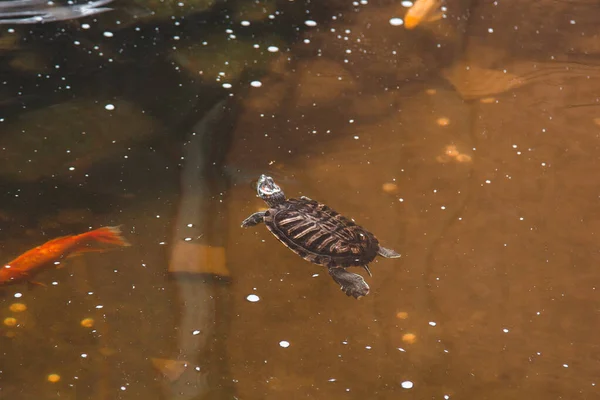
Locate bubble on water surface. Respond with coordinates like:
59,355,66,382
401,381,413,389
105,104,115,110
246,294,260,302
279,340,290,348
389,18,404,26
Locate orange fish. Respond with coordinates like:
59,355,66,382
0,226,130,286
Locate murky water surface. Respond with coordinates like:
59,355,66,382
0,0,598,399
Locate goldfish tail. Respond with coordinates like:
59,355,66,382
81,226,131,247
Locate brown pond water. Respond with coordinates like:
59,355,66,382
0,0,598,399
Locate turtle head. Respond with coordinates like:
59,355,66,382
257,174,285,207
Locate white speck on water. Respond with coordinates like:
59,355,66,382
192,330,200,335
429,321,437,326
184,237,192,241
311,273,319,277
349,119,355,123
14,293,22,298
365,346,372,350
440,206,446,210
444,396,450,400
52,281,58,286
401,1,413,6
488,28,494,33
120,386,126,391
222,83,232,89
105,104,115,111
570,20,576,25
241,20,250,26
485,179,491,184
103,31,113,38
353,136,359,140
81,23,90,29
68,167,75,171
267,46,279,52
397,347,406,352
250,81,262,88
389,18,404,26
96,305,103,309
328,378,337,382
563,364,569,368
503,328,509,333
246,294,260,302
81,353,87,358
519,217,524,221
401,381,413,389
159,241,166,245
398,198,404,202
279,340,290,348
305,20,317,27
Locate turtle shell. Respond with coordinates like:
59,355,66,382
263,198,380,268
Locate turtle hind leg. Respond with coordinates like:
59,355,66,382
241,211,266,227
328,267,370,299
378,246,401,258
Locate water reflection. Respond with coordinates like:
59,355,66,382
0,0,599,399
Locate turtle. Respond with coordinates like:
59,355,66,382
241,174,401,299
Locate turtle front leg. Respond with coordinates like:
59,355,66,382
328,267,370,299
378,246,401,258
241,211,266,227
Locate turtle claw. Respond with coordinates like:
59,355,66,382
362,265,372,277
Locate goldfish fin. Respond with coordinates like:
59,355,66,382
67,247,110,259
28,280,47,288
67,247,107,257
81,226,131,247
404,0,442,30
424,10,443,23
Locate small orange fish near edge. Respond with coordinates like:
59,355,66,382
0,226,130,286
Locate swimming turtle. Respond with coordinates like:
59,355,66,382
241,175,400,299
